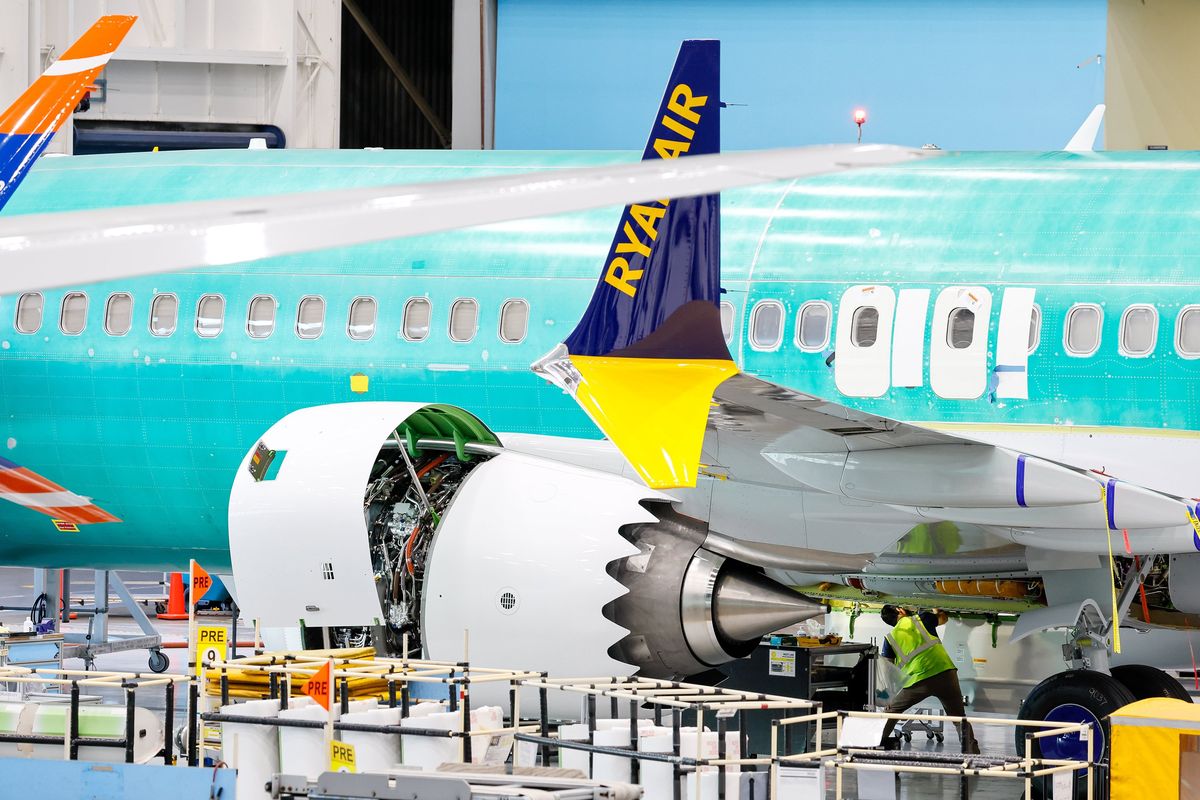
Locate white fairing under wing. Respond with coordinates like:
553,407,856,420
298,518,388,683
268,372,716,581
705,373,1200,555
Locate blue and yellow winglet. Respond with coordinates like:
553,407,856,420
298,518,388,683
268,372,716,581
532,40,738,489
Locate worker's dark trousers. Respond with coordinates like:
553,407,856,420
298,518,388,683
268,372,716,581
880,668,980,754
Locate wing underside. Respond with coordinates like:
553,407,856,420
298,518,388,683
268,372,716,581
704,373,1200,556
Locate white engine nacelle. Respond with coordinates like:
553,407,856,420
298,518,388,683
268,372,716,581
421,450,653,678
230,402,823,695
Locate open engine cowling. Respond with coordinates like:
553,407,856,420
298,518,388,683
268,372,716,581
229,402,823,688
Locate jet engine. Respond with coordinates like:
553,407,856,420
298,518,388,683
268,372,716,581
229,402,823,684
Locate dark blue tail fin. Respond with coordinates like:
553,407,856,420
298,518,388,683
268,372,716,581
535,40,737,489
562,38,727,362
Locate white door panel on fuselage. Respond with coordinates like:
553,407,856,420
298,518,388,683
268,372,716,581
834,285,895,397
929,286,991,400
890,288,930,388
994,288,1036,400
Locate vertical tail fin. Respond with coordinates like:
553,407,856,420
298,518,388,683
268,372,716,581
1064,104,1105,153
0,15,136,211
534,40,737,489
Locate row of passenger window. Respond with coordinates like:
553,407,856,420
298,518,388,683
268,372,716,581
740,298,1200,358
11,292,531,344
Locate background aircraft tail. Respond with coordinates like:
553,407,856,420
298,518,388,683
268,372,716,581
1064,104,1105,152
0,455,119,526
0,15,136,211
534,39,738,489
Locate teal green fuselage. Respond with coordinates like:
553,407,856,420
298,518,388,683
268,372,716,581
0,149,1196,570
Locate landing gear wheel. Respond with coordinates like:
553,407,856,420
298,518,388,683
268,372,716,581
1111,664,1193,703
148,650,169,673
1017,669,1136,800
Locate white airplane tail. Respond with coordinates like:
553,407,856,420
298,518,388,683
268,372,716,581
1064,103,1105,152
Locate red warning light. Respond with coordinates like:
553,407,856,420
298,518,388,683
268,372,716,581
853,108,868,143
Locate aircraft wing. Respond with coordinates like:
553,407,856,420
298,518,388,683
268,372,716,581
526,83,1199,552
701,372,1196,540
0,143,931,295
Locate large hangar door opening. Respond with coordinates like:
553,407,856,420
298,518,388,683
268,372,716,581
340,0,453,149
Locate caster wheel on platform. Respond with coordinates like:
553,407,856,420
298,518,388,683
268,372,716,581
935,733,944,743
148,650,170,673
903,732,912,742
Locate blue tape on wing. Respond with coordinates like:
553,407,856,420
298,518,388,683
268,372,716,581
1015,454,1027,508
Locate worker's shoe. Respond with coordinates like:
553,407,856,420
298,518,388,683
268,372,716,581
881,737,901,751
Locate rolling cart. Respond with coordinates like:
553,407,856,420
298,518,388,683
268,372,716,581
898,706,944,743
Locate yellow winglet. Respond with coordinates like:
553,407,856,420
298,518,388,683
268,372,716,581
570,355,739,488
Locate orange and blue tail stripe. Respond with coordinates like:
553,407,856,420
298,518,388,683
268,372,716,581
0,455,120,525
0,15,135,211
534,40,737,489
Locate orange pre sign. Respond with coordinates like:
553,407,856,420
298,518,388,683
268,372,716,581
303,661,332,710
192,562,213,606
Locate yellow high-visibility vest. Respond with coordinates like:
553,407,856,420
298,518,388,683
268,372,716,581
885,616,956,688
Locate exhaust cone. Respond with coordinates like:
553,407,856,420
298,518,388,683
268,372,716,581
713,567,825,643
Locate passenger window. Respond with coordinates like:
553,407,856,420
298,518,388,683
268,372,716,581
60,292,87,335
104,293,133,336
1177,307,1200,358
195,294,225,338
749,300,784,350
1028,305,1041,353
796,300,832,351
1120,304,1157,357
150,294,178,337
15,293,43,334
296,296,325,339
402,297,431,341
499,299,529,343
851,306,879,347
1064,304,1102,356
720,301,735,345
946,307,975,349
348,296,377,340
247,295,275,339
449,298,478,342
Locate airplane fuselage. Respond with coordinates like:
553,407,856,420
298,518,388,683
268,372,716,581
1,148,1197,570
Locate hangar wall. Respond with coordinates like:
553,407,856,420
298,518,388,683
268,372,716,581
1106,0,1200,150
493,0,1108,151
0,0,341,151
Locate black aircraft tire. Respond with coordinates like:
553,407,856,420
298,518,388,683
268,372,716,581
1110,663,1193,703
1016,670,1136,800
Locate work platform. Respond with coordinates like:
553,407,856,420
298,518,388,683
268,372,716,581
0,648,1102,800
